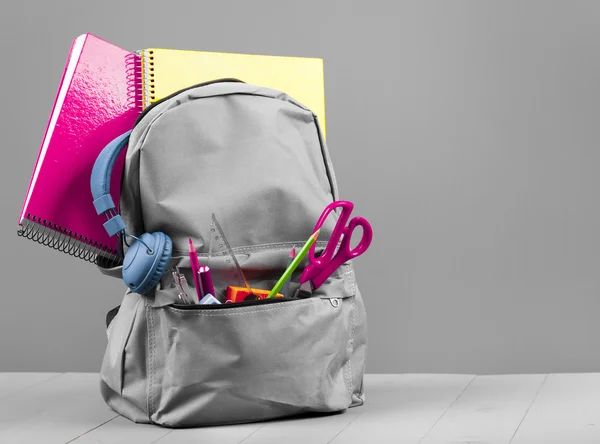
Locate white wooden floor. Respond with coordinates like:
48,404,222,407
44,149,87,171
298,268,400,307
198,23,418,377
0,373,599,443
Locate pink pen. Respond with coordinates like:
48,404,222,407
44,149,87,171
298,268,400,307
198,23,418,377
188,238,203,302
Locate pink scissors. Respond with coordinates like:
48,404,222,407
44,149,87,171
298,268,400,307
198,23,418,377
299,200,373,290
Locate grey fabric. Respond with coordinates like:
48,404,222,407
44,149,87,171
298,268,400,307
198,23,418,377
99,81,367,427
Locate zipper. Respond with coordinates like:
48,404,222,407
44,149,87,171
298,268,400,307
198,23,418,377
171,297,296,310
171,295,341,310
134,78,245,127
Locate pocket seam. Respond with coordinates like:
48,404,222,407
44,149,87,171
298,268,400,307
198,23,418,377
343,264,356,296
339,263,355,399
146,296,157,419
345,296,356,400
172,241,331,257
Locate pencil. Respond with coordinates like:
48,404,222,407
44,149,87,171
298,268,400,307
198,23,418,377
267,230,320,299
281,246,296,298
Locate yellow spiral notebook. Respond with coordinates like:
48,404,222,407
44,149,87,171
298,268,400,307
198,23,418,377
138,48,326,138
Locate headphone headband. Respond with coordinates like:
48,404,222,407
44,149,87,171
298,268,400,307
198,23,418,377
90,130,132,215
90,131,132,237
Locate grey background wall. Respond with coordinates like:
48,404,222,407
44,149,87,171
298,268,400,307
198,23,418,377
1,0,600,374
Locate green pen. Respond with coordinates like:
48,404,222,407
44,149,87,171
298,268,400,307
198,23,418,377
267,229,321,299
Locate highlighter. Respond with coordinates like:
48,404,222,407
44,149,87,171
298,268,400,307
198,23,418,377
199,266,215,298
226,286,283,303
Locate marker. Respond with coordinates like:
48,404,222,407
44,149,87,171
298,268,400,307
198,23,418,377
188,238,203,301
281,246,296,298
267,229,320,299
295,280,314,299
199,266,215,298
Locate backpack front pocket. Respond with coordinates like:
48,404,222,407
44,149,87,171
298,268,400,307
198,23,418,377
146,295,355,427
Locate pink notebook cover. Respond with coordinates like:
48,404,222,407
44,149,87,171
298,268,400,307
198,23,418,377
19,33,140,263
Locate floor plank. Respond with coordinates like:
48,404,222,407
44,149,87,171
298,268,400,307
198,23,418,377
153,422,263,444
419,374,547,444
0,373,117,444
2,373,598,443
511,373,600,444
0,372,61,400
69,416,172,444
231,411,359,444
329,374,475,444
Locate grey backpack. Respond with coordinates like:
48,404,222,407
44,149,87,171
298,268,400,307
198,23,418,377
98,80,367,427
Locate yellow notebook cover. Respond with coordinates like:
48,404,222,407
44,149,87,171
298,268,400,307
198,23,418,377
139,48,326,138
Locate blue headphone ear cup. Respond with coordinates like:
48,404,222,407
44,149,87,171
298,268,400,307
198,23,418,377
122,232,173,295
139,233,172,295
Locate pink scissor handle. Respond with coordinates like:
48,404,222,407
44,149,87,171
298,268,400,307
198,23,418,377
310,200,354,265
341,216,373,259
308,215,373,288
300,201,373,289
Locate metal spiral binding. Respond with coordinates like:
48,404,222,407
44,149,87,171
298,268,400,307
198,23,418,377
17,215,122,267
140,49,156,108
125,53,143,112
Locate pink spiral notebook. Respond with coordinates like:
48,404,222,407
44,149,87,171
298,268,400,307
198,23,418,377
18,34,141,266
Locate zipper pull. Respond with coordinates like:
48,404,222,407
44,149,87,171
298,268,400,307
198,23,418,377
330,298,340,308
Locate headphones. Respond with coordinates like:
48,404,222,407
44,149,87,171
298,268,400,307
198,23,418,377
90,131,173,294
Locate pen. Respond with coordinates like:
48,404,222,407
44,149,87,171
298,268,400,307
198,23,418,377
281,246,296,298
188,238,203,302
267,229,320,299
